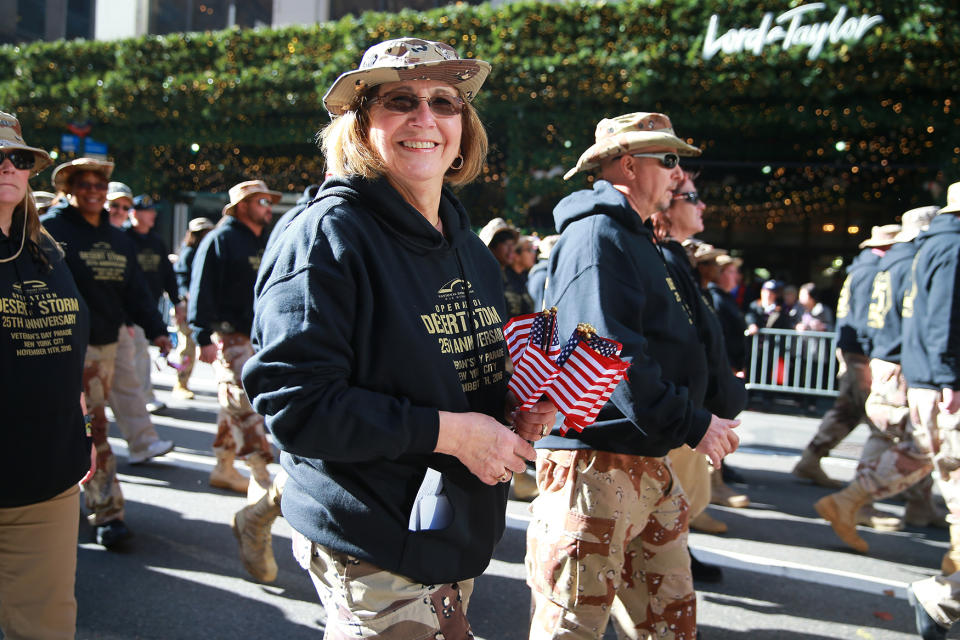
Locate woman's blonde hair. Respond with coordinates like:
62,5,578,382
317,88,488,187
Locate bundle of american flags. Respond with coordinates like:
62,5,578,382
504,309,630,434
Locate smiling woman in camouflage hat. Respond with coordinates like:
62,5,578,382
242,37,556,636
0,110,92,640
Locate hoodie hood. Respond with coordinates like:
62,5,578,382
554,180,647,236
876,239,916,270
321,175,472,255
916,211,960,243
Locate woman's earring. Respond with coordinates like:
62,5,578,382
450,154,464,171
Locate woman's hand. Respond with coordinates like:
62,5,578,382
509,397,558,441
436,411,536,485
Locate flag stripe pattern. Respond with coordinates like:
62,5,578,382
503,312,629,430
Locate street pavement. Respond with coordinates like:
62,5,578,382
71,359,952,639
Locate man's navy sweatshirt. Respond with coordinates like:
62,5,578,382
865,240,916,363
124,226,179,304
835,248,881,356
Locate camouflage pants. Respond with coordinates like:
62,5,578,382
526,450,694,640
805,351,875,456
82,342,125,526
292,532,475,640
907,388,960,628
211,332,271,460
174,320,197,387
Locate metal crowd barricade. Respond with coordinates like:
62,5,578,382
745,328,839,397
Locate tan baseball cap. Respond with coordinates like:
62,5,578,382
323,38,491,117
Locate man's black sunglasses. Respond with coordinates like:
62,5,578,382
0,149,37,171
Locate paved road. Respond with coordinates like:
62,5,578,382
71,360,951,639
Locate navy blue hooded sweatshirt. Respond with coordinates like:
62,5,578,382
865,240,917,363
173,243,196,300
188,216,266,346
41,206,167,346
1,227,90,507
902,213,960,390
242,176,512,585
835,248,881,356
124,226,179,304
537,180,711,456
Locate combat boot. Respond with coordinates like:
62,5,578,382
210,449,249,493
710,466,749,508
856,504,904,531
814,480,872,552
941,524,960,575
246,451,273,501
690,511,728,534
172,381,195,400
903,478,948,529
792,449,845,488
233,475,283,582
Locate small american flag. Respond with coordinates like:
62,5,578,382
506,309,561,407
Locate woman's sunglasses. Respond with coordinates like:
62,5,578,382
0,149,37,171
369,91,465,117
672,191,701,205
631,152,680,169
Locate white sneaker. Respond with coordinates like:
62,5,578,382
128,439,174,465
146,401,167,414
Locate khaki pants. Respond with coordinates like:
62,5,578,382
110,326,161,456
526,450,694,640
131,324,157,405
908,388,960,627
83,343,124,526
667,445,710,519
294,533,475,640
0,485,80,640
174,320,197,387
211,332,271,460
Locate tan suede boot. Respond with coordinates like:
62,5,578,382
690,511,728,534
856,504,904,532
792,449,845,488
941,524,960,575
232,475,283,582
710,466,749,508
814,480,872,552
209,449,249,493
245,451,273,504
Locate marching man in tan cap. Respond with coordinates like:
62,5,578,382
524,113,740,639
187,179,284,580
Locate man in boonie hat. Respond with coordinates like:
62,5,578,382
813,203,946,559
188,178,280,498
793,221,901,495
106,181,134,228
323,37,491,116
32,190,58,214
526,111,739,639
42,158,173,549
904,180,960,640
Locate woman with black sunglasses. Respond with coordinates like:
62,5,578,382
0,111,91,639
242,38,555,637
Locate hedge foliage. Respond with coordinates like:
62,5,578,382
1,0,958,231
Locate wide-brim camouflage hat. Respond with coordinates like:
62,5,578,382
939,181,960,215
222,179,282,215
52,157,114,192
564,112,701,180
323,38,491,117
894,205,939,243
858,223,901,249
478,217,519,247
0,111,53,175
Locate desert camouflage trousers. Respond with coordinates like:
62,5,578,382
174,320,197,387
293,532,475,640
211,332,271,461
806,351,874,456
525,450,694,640
82,342,124,526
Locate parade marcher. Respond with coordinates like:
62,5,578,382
709,253,747,373
479,216,535,319
106,181,133,227
32,189,57,215
42,157,172,548
792,224,900,489
265,183,319,252
188,180,280,497
526,112,740,639
126,194,182,414
814,207,942,552
171,217,215,399
650,177,748,584
527,234,559,311
898,183,960,640
0,111,91,640
242,38,556,633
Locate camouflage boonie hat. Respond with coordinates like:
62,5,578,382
858,224,901,249
893,206,939,243
939,181,960,215
323,38,491,117
0,111,53,175
564,112,701,180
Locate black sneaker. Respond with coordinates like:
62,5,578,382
689,549,723,583
96,520,132,549
908,585,948,640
